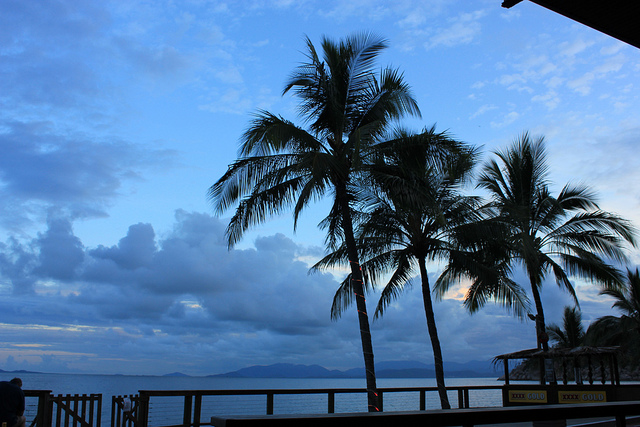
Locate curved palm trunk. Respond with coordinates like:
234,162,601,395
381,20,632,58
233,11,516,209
339,195,379,412
418,258,451,409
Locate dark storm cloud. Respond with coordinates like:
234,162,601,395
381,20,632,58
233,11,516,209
0,209,367,373
91,223,157,270
0,207,621,374
0,210,338,333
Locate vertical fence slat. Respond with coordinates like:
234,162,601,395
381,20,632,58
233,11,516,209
55,396,62,427
96,394,101,427
266,393,274,415
193,394,202,427
80,395,87,427
183,395,192,427
88,395,94,427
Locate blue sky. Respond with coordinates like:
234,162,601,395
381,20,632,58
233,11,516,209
0,0,639,376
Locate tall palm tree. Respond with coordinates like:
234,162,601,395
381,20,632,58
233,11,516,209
209,33,420,412
547,306,585,349
460,133,636,352
315,128,482,409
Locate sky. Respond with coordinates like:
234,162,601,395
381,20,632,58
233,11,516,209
0,0,639,377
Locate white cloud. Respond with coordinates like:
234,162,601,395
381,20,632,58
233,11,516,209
531,90,560,110
567,71,595,95
600,42,625,56
425,10,486,49
559,38,594,58
490,111,520,128
470,104,497,119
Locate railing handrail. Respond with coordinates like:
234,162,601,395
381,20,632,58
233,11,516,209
210,400,640,427
137,384,503,396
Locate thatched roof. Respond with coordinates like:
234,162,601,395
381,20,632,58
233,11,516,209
494,346,620,362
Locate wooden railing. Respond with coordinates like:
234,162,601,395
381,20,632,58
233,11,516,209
23,391,101,427
126,385,503,427
27,384,640,427
24,390,52,427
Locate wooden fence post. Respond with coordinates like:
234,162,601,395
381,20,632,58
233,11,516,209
266,393,274,415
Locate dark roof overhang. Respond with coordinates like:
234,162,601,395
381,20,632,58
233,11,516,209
502,1,640,50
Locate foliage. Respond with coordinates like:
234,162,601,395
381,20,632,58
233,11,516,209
586,268,640,368
313,126,482,409
440,132,636,351
546,306,585,348
209,32,420,412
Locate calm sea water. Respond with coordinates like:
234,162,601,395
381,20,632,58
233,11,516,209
8,373,508,426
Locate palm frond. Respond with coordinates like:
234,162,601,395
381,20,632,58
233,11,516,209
374,254,414,319
330,275,354,320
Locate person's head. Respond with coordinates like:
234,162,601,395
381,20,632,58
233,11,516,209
9,378,22,387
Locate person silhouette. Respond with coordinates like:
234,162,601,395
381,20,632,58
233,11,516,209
0,378,26,427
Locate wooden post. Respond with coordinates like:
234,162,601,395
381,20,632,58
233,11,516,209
419,390,426,411
96,394,102,427
266,393,274,415
183,395,192,427
327,392,334,414
138,392,150,427
504,359,510,385
193,394,202,427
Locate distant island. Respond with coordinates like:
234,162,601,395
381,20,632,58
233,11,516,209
0,369,41,374
190,360,499,379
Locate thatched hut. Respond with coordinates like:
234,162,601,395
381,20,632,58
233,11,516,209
494,346,620,386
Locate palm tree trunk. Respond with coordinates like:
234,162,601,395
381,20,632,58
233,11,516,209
418,258,451,409
529,277,558,385
339,196,379,412
529,280,549,351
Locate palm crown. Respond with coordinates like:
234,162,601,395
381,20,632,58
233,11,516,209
547,306,585,349
469,133,636,351
314,127,479,409
209,32,420,412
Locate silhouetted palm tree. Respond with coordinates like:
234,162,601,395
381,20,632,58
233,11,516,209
209,33,420,412
315,127,479,409
462,133,636,351
586,268,640,346
547,306,585,349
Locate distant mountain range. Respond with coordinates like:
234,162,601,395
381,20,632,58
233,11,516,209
203,360,499,379
0,369,40,374
0,362,499,379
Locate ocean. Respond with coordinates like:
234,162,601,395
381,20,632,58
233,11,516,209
10,373,508,426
